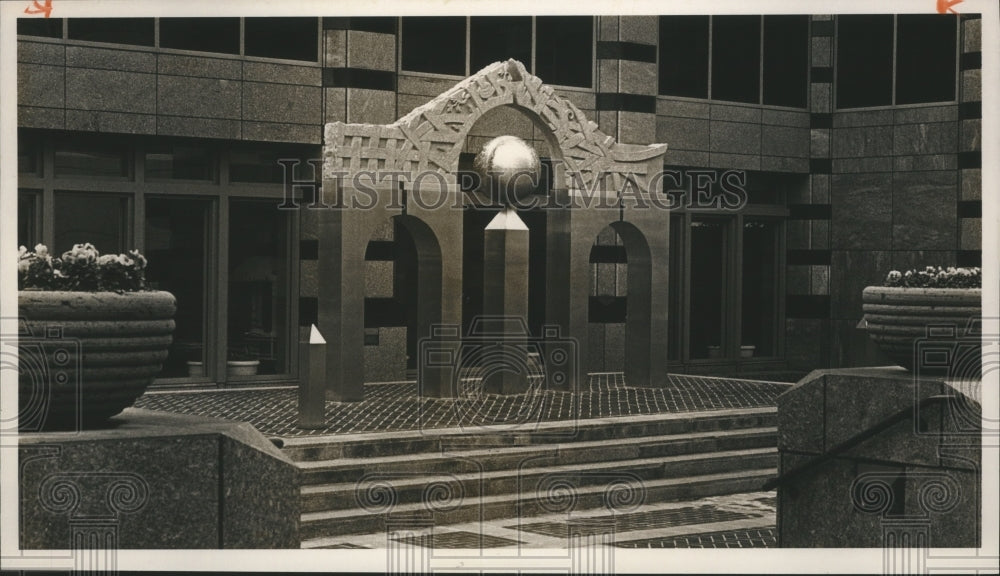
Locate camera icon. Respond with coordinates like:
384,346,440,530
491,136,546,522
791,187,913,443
1,319,82,434
912,318,996,439
417,316,578,433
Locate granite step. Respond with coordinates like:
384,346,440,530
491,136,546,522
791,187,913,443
296,427,776,486
299,467,776,541
282,408,777,462
300,447,776,513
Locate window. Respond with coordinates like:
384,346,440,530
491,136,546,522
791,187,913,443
245,17,319,61
470,16,532,73
741,219,779,357
159,18,240,55
19,132,40,176
18,18,63,38
19,192,40,248
54,139,129,179
895,15,957,105
229,147,314,184
836,15,894,108
689,217,729,359
67,18,155,46
401,17,467,76
712,16,761,104
54,193,130,255
763,16,809,108
658,16,709,99
228,200,292,376
535,16,593,88
145,144,215,181
145,197,211,379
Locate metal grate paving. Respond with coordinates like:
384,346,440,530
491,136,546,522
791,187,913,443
133,373,789,437
614,527,777,548
511,506,761,538
391,531,522,549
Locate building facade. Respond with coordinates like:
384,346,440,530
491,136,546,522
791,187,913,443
15,14,983,388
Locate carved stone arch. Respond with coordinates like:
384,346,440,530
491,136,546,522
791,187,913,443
323,59,667,194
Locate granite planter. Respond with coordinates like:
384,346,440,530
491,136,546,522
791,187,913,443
860,286,981,373
18,290,176,431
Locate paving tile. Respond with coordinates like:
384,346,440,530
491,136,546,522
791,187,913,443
614,527,777,548
135,373,789,438
513,506,760,537
392,531,522,549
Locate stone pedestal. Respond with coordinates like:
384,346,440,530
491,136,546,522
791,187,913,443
19,409,300,549
775,367,981,547
481,208,530,394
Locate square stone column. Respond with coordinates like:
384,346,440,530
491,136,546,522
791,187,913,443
481,208,530,394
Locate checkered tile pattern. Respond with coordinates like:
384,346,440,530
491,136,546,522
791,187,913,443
614,527,777,548
134,373,789,437
512,506,760,538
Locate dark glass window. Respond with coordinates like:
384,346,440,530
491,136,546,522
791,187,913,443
245,17,319,61
18,18,63,38
230,148,315,184
896,14,957,105
689,217,728,359
67,18,154,46
763,15,809,108
145,145,215,181
53,193,130,255
741,218,779,357
19,191,40,248
54,139,128,179
228,200,291,376
658,16,709,98
401,17,467,76
711,16,761,104
19,132,40,175
535,17,593,88
836,15,893,109
145,197,211,379
159,18,240,55
470,17,532,73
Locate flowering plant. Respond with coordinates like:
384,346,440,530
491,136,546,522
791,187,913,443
883,266,981,289
18,243,148,292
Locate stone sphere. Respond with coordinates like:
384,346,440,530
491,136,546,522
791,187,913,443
473,135,541,207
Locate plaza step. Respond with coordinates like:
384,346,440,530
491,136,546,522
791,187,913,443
282,407,777,545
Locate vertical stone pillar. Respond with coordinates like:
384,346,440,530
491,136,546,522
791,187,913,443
595,16,658,145
322,17,398,126
482,208,530,394
958,14,982,269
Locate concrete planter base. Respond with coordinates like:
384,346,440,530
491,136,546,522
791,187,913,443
860,286,981,374
18,290,176,431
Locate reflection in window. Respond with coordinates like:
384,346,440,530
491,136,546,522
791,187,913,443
689,218,728,359
245,18,319,61
159,18,240,55
67,18,155,46
228,200,291,376
741,219,779,357
54,140,128,179
712,16,761,104
659,16,710,99
836,15,894,109
763,16,809,108
470,17,532,73
54,192,129,255
19,133,40,175
145,145,214,181
229,148,309,184
896,15,957,105
145,197,210,378
401,17,467,76
535,17,593,88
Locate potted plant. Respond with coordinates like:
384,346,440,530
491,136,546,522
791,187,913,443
226,346,260,377
17,243,176,430
860,266,981,373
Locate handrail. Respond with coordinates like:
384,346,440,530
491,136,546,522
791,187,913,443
762,394,957,491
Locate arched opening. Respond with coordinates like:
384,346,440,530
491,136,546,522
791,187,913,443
459,105,555,342
586,221,653,384
362,215,443,384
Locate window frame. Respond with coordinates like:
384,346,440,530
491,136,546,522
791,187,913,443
18,131,304,387
398,16,596,91
834,14,961,110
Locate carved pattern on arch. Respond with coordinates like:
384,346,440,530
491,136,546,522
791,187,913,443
324,59,667,193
